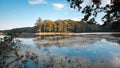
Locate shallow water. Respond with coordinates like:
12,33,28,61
1,34,120,68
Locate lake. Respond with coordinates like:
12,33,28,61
0,34,120,68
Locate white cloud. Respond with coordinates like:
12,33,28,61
53,3,65,10
28,0,47,5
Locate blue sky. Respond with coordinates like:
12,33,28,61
0,0,110,30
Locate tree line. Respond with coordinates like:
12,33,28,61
34,18,100,33
34,18,119,33
3,27,35,34
1,18,120,34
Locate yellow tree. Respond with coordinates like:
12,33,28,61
43,20,54,32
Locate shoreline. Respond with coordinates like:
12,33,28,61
0,32,119,38
35,32,120,35
19,32,120,37
1,32,120,37
0,32,2,35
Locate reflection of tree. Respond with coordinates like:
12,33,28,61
98,34,120,44
33,35,101,48
107,34,120,44
112,34,120,37
33,35,68,47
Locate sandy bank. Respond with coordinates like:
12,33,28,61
0,32,2,35
35,32,120,35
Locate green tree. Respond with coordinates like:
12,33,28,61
35,18,42,33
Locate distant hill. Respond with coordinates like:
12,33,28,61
2,27,35,34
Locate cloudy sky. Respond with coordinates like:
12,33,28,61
0,0,110,30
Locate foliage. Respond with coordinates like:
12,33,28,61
34,18,109,33
0,33,20,67
43,20,54,32
34,18,43,32
67,0,120,24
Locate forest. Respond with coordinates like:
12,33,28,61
1,18,120,34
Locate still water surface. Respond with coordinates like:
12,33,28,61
1,34,120,68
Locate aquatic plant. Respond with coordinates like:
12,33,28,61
0,33,20,67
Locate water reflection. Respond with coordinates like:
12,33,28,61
1,34,120,68
34,35,101,47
